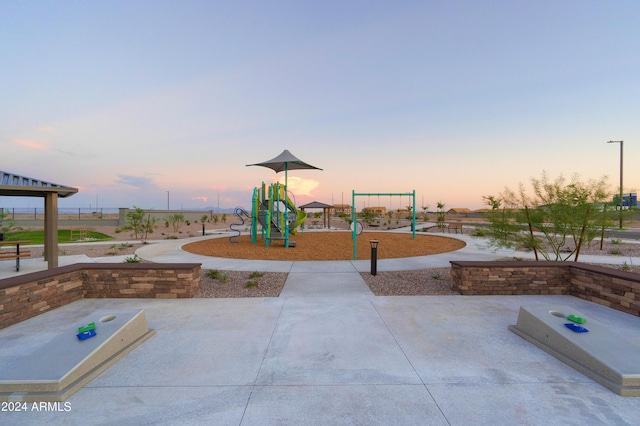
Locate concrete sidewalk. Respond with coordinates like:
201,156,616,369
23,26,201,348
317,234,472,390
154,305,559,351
2,231,639,278
2,292,640,425
2,232,640,424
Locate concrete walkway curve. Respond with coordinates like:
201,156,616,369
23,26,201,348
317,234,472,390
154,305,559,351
2,229,640,424
133,230,517,273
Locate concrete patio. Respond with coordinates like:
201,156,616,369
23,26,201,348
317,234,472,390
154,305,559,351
1,232,640,424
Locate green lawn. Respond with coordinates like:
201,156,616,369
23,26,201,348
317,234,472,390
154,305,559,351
3,230,113,245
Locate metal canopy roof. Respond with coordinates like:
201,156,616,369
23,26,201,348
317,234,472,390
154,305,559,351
246,149,322,174
0,171,78,198
299,201,334,209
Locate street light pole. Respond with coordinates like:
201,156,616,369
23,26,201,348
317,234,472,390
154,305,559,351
167,191,170,210
607,140,624,229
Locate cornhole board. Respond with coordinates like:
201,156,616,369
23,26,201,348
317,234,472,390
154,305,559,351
0,309,155,402
509,305,640,396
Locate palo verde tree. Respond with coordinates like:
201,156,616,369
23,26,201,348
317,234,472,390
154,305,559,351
482,194,521,246
0,208,15,234
436,201,446,231
483,172,614,261
116,206,159,242
165,213,186,233
0,208,21,237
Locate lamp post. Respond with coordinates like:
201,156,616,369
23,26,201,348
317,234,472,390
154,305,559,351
607,140,624,229
369,240,379,276
166,191,170,210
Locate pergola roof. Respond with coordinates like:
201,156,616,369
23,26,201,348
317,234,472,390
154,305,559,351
299,201,334,229
0,171,78,197
0,171,78,269
299,201,334,209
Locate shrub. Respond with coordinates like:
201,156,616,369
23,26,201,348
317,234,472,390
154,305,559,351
116,207,158,242
124,254,143,263
472,227,487,237
166,213,186,233
207,269,221,280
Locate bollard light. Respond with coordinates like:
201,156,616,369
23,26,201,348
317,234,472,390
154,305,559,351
370,240,379,276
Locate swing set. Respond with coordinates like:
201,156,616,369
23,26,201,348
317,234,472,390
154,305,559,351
351,190,416,260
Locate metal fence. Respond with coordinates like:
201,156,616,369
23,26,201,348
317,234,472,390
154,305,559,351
1,207,121,221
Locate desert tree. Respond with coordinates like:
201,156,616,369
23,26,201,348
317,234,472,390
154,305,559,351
421,204,429,220
116,206,159,242
483,172,614,261
482,194,521,249
0,208,21,237
436,201,446,231
165,213,186,232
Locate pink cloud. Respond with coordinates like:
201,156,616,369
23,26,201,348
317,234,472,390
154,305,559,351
37,125,54,133
192,196,208,202
272,176,319,197
11,139,51,150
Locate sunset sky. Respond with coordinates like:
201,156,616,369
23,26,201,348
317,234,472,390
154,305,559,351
2,1,638,212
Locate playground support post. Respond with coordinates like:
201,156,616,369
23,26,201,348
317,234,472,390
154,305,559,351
351,190,416,260
251,187,258,245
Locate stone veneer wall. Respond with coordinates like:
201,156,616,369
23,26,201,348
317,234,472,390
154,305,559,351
451,261,640,316
0,263,201,330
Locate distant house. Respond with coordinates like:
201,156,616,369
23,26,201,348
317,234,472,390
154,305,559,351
332,204,352,215
447,208,471,214
363,206,386,215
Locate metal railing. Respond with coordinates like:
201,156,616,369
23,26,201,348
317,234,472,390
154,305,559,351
1,207,120,221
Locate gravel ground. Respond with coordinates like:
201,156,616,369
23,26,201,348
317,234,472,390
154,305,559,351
360,267,455,296
196,270,289,298
16,222,640,298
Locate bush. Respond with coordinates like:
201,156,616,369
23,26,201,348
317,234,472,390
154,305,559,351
116,207,159,242
124,254,143,263
483,172,613,262
165,213,186,233
207,269,228,282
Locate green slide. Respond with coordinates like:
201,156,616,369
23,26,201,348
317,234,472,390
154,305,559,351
285,197,306,234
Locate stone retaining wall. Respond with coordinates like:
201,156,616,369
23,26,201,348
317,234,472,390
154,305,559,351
0,263,201,330
451,261,640,316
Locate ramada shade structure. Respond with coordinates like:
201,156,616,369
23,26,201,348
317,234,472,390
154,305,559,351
299,201,334,229
0,171,78,269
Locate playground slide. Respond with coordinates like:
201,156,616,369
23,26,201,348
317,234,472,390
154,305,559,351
285,197,306,233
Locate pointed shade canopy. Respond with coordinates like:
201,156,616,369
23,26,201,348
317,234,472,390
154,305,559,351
246,149,322,188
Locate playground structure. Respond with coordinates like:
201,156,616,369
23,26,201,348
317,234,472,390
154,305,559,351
237,149,321,249
251,181,306,248
351,190,416,260
229,187,417,255
229,181,307,248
